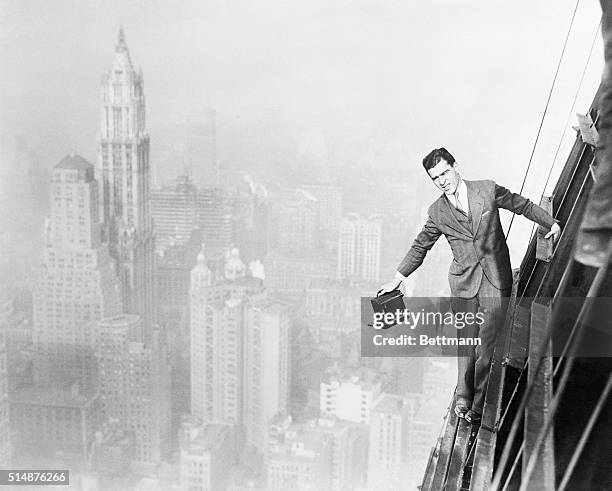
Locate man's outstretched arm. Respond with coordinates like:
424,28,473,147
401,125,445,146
378,215,442,295
494,183,561,240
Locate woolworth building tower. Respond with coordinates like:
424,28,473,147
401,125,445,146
97,28,154,328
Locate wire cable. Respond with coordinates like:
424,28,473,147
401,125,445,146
513,18,602,269
505,0,582,240
542,17,602,195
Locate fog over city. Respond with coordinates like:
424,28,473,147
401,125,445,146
2,2,602,192
0,1,605,490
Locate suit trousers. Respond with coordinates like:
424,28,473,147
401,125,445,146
452,273,511,414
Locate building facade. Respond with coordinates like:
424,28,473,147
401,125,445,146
179,417,234,491
337,213,382,283
263,249,334,293
197,187,234,256
367,393,411,490
97,29,154,326
151,176,199,254
319,366,383,424
98,315,171,464
190,266,246,428
267,415,333,490
32,155,122,390
273,189,320,252
242,299,290,455
9,381,101,464
300,183,343,248
190,249,275,457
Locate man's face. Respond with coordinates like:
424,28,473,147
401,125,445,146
427,159,460,195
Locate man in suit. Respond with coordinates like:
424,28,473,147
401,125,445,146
378,148,561,423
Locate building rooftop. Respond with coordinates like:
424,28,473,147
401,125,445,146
181,423,232,455
152,175,198,195
55,153,93,172
373,393,407,415
269,420,331,463
157,237,202,268
249,296,291,314
322,364,383,389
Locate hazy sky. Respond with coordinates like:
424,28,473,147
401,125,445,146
0,0,605,260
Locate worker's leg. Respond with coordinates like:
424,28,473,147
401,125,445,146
471,275,511,416
453,295,480,411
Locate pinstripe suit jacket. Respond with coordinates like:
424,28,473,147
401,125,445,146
397,179,556,298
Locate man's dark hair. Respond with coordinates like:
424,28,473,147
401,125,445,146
422,148,456,171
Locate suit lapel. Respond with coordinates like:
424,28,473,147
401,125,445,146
466,180,484,236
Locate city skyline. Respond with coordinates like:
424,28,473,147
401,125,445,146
0,2,601,176
0,24,458,489
1,1,604,267
0,2,608,490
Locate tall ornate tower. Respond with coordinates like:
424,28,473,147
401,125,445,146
97,28,154,326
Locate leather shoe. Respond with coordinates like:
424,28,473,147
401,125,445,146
465,409,481,424
454,404,469,419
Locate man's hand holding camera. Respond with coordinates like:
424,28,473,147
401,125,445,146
377,272,406,296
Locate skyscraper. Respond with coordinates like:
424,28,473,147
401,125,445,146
97,315,171,464
155,229,203,319
190,247,268,454
367,393,411,490
337,213,382,283
243,298,290,455
32,155,121,389
233,178,269,264
273,189,320,252
191,293,265,425
150,175,234,258
300,183,343,247
97,29,154,325
190,251,233,425
125,330,171,465
151,175,199,254
196,187,234,256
